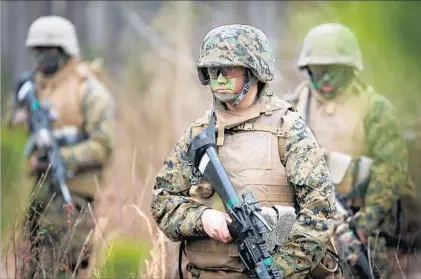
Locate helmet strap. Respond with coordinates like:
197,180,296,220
232,70,257,107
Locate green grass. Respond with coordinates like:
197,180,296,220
93,237,150,279
1,125,32,238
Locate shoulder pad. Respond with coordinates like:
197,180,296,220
89,57,104,74
264,95,295,113
75,62,91,77
281,91,299,104
294,80,311,96
259,95,292,113
193,110,211,127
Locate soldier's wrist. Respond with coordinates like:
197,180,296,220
196,206,211,234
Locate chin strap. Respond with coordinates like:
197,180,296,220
231,73,257,107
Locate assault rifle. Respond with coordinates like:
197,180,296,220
187,109,282,279
16,74,75,212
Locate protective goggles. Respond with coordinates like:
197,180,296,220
207,66,245,79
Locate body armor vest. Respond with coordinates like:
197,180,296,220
184,94,295,278
34,58,102,197
294,80,371,205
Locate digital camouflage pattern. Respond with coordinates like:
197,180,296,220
352,88,410,236
296,23,363,71
344,85,411,277
196,24,276,83
151,111,337,278
58,67,115,178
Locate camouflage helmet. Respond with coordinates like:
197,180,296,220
297,23,363,71
196,24,276,85
26,16,80,57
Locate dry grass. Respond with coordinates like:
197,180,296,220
85,3,209,278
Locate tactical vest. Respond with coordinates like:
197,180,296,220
34,58,102,197
184,93,295,278
294,80,371,205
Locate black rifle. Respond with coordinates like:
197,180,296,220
187,109,282,279
16,74,75,212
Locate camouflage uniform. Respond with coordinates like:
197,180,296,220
150,24,338,279
12,16,115,278
292,23,414,278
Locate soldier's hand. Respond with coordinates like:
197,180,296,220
30,151,49,171
356,228,367,244
201,209,233,243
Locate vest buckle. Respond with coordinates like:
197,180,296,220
242,123,255,131
186,263,201,279
276,128,288,138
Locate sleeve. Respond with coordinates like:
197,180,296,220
60,78,115,173
274,111,337,278
150,125,210,242
353,95,409,233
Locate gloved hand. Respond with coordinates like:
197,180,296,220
30,150,49,172
261,205,296,251
334,221,364,266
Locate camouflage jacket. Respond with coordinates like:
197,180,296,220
354,85,410,235
57,65,115,175
150,95,337,278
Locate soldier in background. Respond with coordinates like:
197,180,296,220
291,23,417,278
9,15,115,278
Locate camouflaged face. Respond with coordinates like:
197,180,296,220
196,24,276,82
297,23,363,71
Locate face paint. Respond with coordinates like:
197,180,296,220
209,66,246,102
33,47,68,76
308,65,355,99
